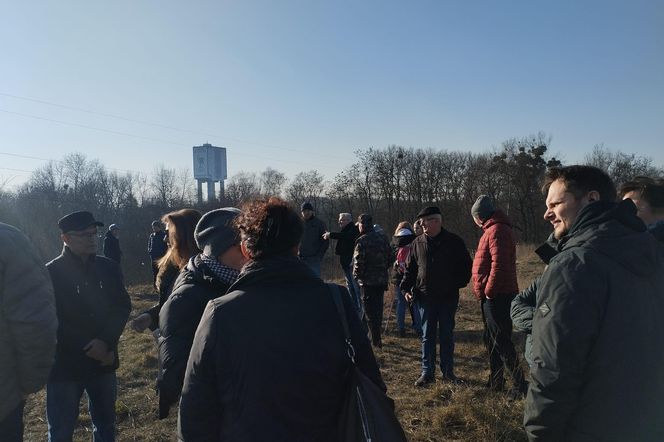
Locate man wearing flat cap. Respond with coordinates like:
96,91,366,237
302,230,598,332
157,208,247,418
46,211,131,441
401,206,472,387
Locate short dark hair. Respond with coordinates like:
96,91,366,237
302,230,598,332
619,176,664,210
236,197,303,260
542,165,616,202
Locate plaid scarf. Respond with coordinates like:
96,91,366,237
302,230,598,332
197,254,240,285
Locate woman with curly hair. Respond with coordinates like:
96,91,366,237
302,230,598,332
178,197,386,441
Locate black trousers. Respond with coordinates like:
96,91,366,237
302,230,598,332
0,400,25,442
361,285,385,346
481,296,525,388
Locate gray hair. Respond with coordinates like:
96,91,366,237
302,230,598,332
339,212,352,222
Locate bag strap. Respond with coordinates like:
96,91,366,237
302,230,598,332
327,283,357,365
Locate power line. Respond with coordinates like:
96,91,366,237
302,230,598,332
0,91,347,160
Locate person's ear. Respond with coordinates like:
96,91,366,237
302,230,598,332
240,240,252,259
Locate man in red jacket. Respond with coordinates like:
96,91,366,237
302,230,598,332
471,195,527,399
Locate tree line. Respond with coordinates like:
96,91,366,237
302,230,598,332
1,134,662,284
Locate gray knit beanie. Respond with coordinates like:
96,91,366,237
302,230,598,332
471,195,495,221
194,208,242,258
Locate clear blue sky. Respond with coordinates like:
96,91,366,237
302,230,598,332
1,0,663,188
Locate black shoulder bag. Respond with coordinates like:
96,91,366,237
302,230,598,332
327,284,407,442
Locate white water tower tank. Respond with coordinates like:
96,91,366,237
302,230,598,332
193,143,227,181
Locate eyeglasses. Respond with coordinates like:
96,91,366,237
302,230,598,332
67,230,98,238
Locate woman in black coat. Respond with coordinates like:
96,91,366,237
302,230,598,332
178,197,385,442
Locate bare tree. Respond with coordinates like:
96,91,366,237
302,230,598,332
225,172,260,205
151,164,178,207
285,170,326,209
259,168,286,197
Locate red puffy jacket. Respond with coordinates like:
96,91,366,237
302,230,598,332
472,210,518,300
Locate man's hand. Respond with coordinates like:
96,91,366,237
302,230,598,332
130,313,153,333
83,338,109,362
404,292,414,303
322,232,331,240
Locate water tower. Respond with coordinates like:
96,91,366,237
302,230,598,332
193,143,227,203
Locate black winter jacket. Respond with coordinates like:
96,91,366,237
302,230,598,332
524,200,664,441
148,230,168,260
299,216,329,259
329,222,359,267
103,232,122,264
157,256,233,418
46,246,131,381
400,229,472,303
178,256,385,442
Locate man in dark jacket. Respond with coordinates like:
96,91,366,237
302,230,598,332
46,211,131,442
0,223,58,442
147,220,168,285
524,165,664,441
471,195,527,398
401,206,472,386
157,208,246,418
298,202,328,277
619,175,664,242
103,224,122,264
323,212,361,315
353,213,393,348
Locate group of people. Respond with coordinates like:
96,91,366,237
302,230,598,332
1,165,663,441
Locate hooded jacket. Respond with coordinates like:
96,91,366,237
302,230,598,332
472,210,518,300
0,223,58,420
157,256,234,418
178,256,384,442
524,200,664,441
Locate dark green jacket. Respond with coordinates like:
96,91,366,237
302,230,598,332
524,200,664,441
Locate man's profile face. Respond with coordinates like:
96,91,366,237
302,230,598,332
421,214,442,237
63,226,98,256
338,215,350,228
623,190,655,226
301,209,313,220
544,179,589,240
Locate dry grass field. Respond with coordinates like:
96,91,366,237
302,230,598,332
23,245,544,441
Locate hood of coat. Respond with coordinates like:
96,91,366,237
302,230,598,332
393,233,416,248
481,209,512,230
227,255,320,294
560,199,660,277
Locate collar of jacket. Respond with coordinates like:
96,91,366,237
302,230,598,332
227,255,319,293
559,199,646,251
62,245,97,268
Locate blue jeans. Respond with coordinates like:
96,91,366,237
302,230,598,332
300,256,321,278
47,372,117,442
395,285,422,334
419,297,459,377
341,263,363,318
